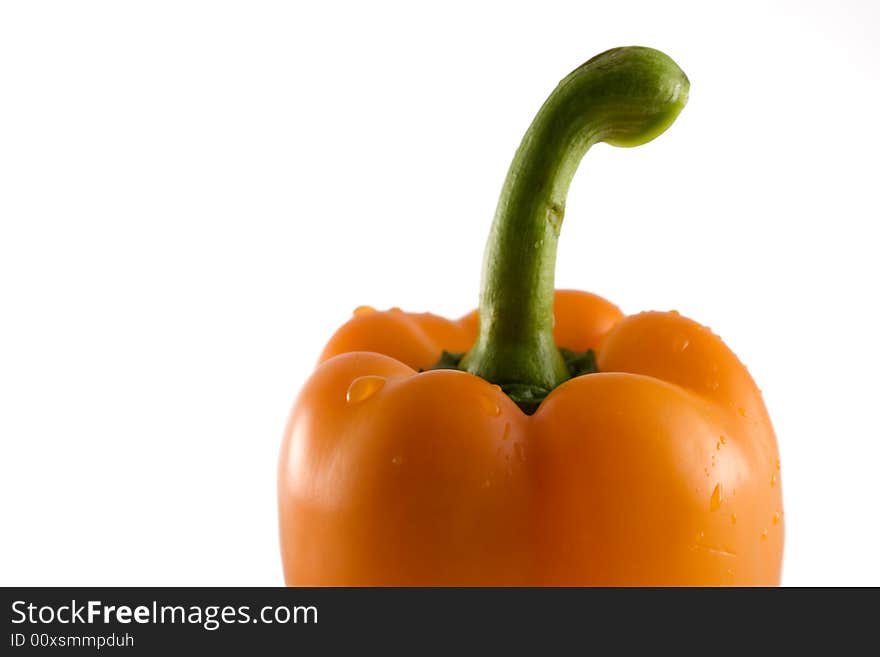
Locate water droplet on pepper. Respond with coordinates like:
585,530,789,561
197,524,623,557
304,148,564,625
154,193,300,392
710,483,723,511
346,376,385,403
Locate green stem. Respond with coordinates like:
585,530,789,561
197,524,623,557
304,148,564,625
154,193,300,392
459,46,689,398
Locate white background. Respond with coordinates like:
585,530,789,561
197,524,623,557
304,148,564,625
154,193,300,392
1,1,878,586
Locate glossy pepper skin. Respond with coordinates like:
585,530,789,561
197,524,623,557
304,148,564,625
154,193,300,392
278,47,784,585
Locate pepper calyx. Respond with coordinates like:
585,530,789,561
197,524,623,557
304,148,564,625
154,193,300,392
427,346,599,414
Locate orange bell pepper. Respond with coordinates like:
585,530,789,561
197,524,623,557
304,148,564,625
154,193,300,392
278,47,784,585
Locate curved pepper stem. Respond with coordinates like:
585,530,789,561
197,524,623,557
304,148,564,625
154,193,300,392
458,46,689,404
